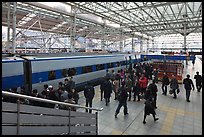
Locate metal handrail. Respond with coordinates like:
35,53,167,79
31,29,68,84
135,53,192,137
2,91,103,111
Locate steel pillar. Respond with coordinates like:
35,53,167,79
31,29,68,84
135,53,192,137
7,2,11,52
12,2,17,54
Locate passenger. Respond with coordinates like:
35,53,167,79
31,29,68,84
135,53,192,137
69,76,76,93
41,84,49,98
99,77,105,101
148,80,158,109
103,76,112,106
170,74,179,99
72,89,79,104
194,72,202,92
139,73,148,98
84,81,95,113
64,93,76,111
106,69,111,80
125,75,132,101
64,78,71,93
113,75,120,100
143,98,159,124
183,74,195,102
115,81,128,118
152,68,159,83
58,87,68,102
133,78,140,101
30,89,42,107
47,85,59,108
3,88,18,103
161,72,170,96
57,82,64,100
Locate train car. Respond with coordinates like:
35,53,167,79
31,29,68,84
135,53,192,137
2,56,25,90
3,53,143,94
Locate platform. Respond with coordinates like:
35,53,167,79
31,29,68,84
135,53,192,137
77,55,202,135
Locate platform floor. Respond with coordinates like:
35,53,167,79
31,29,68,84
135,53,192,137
77,56,202,135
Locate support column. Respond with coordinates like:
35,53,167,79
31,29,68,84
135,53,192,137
101,22,106,51
140,37,143,53
152,39,154,52
70,6,76,52
120,29,123,52
147,38,149,53
132,36,134,53
12,2,17,54
7,2,11,52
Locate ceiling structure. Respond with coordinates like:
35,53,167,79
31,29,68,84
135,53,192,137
2,2,202,42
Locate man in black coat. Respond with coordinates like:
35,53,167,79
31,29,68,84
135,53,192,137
143,98,159,124
100,77,106,101
115,81,128,118
148,80,158,109
183,74,195,102
194,71,202,92
161,72,170,96
84,81,95,113
103,77,112,106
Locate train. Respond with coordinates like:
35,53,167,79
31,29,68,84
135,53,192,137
2,53,145,95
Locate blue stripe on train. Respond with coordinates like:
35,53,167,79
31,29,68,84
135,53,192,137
2,75,24,90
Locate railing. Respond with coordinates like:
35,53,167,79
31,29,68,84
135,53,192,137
2,91,103,135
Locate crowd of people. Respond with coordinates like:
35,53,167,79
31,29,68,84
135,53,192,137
2,61,202,124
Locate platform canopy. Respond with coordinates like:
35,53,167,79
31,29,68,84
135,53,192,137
2,2,202,41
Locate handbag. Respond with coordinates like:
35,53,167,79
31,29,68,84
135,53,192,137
177,88,180,94
169,89,173,94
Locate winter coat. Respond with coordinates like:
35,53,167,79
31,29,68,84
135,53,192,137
103,80,112,98
170,78,179,90
144,99,156,115
162,75,169,85
183,78,194,90
118,86,128,103
139,77,148,88
84,85,95,102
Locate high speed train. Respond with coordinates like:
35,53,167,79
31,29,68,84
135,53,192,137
2,53,144,95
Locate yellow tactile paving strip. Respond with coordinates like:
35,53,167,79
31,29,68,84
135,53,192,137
158,103,202,135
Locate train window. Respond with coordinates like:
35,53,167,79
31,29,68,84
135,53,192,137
82,66,93,74
48,70,56,80
62,69,68,77
107,63,114,68
116,62,120,67
96,64,105,71
123,61,127,65
68,68,77,76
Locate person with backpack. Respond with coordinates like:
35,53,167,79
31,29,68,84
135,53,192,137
161,72,170,96
114,81,129,118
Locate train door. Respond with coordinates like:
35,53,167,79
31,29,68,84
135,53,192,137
23,59,32,95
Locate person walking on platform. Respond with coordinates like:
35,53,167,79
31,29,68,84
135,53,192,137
170,74,179,99
143,98,159,124
133,78,140,101
194,72,202,92
161,72,170,96
183,74,195,102
103,76,112,106
148,80,158,109
84,81,95,113
152,68,159,83
100,77,105,101
115,81,128,118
